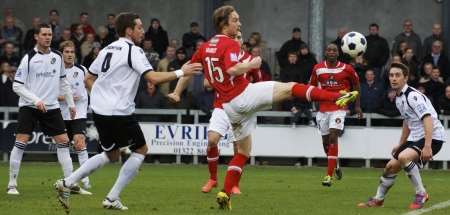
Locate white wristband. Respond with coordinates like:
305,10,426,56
175,69,184,78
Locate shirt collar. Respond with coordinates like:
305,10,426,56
34,46,50,54
397,84,409,97
119,37,134,45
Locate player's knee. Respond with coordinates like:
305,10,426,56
397,153,412,165
106,150,120,162
134,144,148,155
54,134,70,144
15,134,30,143
385,160,401,174
73,135,86,151
207,132,221,147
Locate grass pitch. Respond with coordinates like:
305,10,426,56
1,162,450,215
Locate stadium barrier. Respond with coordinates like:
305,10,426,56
0,107,449,169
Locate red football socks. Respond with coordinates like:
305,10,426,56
292,84,341,102
207,146,219,181
327,143,338,176
223,153,248,195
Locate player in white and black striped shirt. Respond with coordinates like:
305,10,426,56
358,63,446,210
8,24,76,195
54,12,202,211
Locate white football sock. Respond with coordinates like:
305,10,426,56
106,153,145,200
8,141,27,187
76,148,90,187
65,152,109,187
374,173,396,200
56,143,73,178
404,161,426,194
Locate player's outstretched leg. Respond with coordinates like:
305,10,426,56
7,139,28,195
74,134,91,190
358,159,400,208
291,83,358,106
54,151,111,211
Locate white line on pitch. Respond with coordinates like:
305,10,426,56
402,199,450,215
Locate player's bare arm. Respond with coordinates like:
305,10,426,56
226,56,261,76
421,115,433,161
145,62,202,85
84,72,97,93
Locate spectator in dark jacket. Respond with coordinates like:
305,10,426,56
439,85,450,115
280,51,300,83
392,19,422,59
332,27,352,64
422,40,449,80
168,48,190,108
364,23,390,71
401,48,420,88
106,13,117,42
424,68,445,110
376,88,400,117
0,16,23,49
360,69,384,113
23,17,41,52
145,18,169,57
182,22,206,57
135,80,167,109
276,27,307,69
298,44,317,83
0,42,20,69
423,23,446,56
0,62,18,106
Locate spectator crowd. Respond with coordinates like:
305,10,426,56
1,8,450,120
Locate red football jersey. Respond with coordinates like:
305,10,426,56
191,34,249,108
309,61,359,112
239,50,262,83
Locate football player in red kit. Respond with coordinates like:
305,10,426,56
310,43,362,186
190,6,358,210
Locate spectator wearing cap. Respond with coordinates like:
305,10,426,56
363,23,390,74
392,19,422,59
182,22,206,57
276,27,307,69
145,18,169,57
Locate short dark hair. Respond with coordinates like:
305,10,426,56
80,12,89,17
287,51,298,56
213,5,236,32
369,23,379,29
107,13,115,18
35,23,52,34
49,9,59,16
115,12,140,37
390,62,410,77
190,22,199,27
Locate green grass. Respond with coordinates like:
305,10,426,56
1,163,450,215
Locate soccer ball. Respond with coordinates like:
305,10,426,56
341,31,367,58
